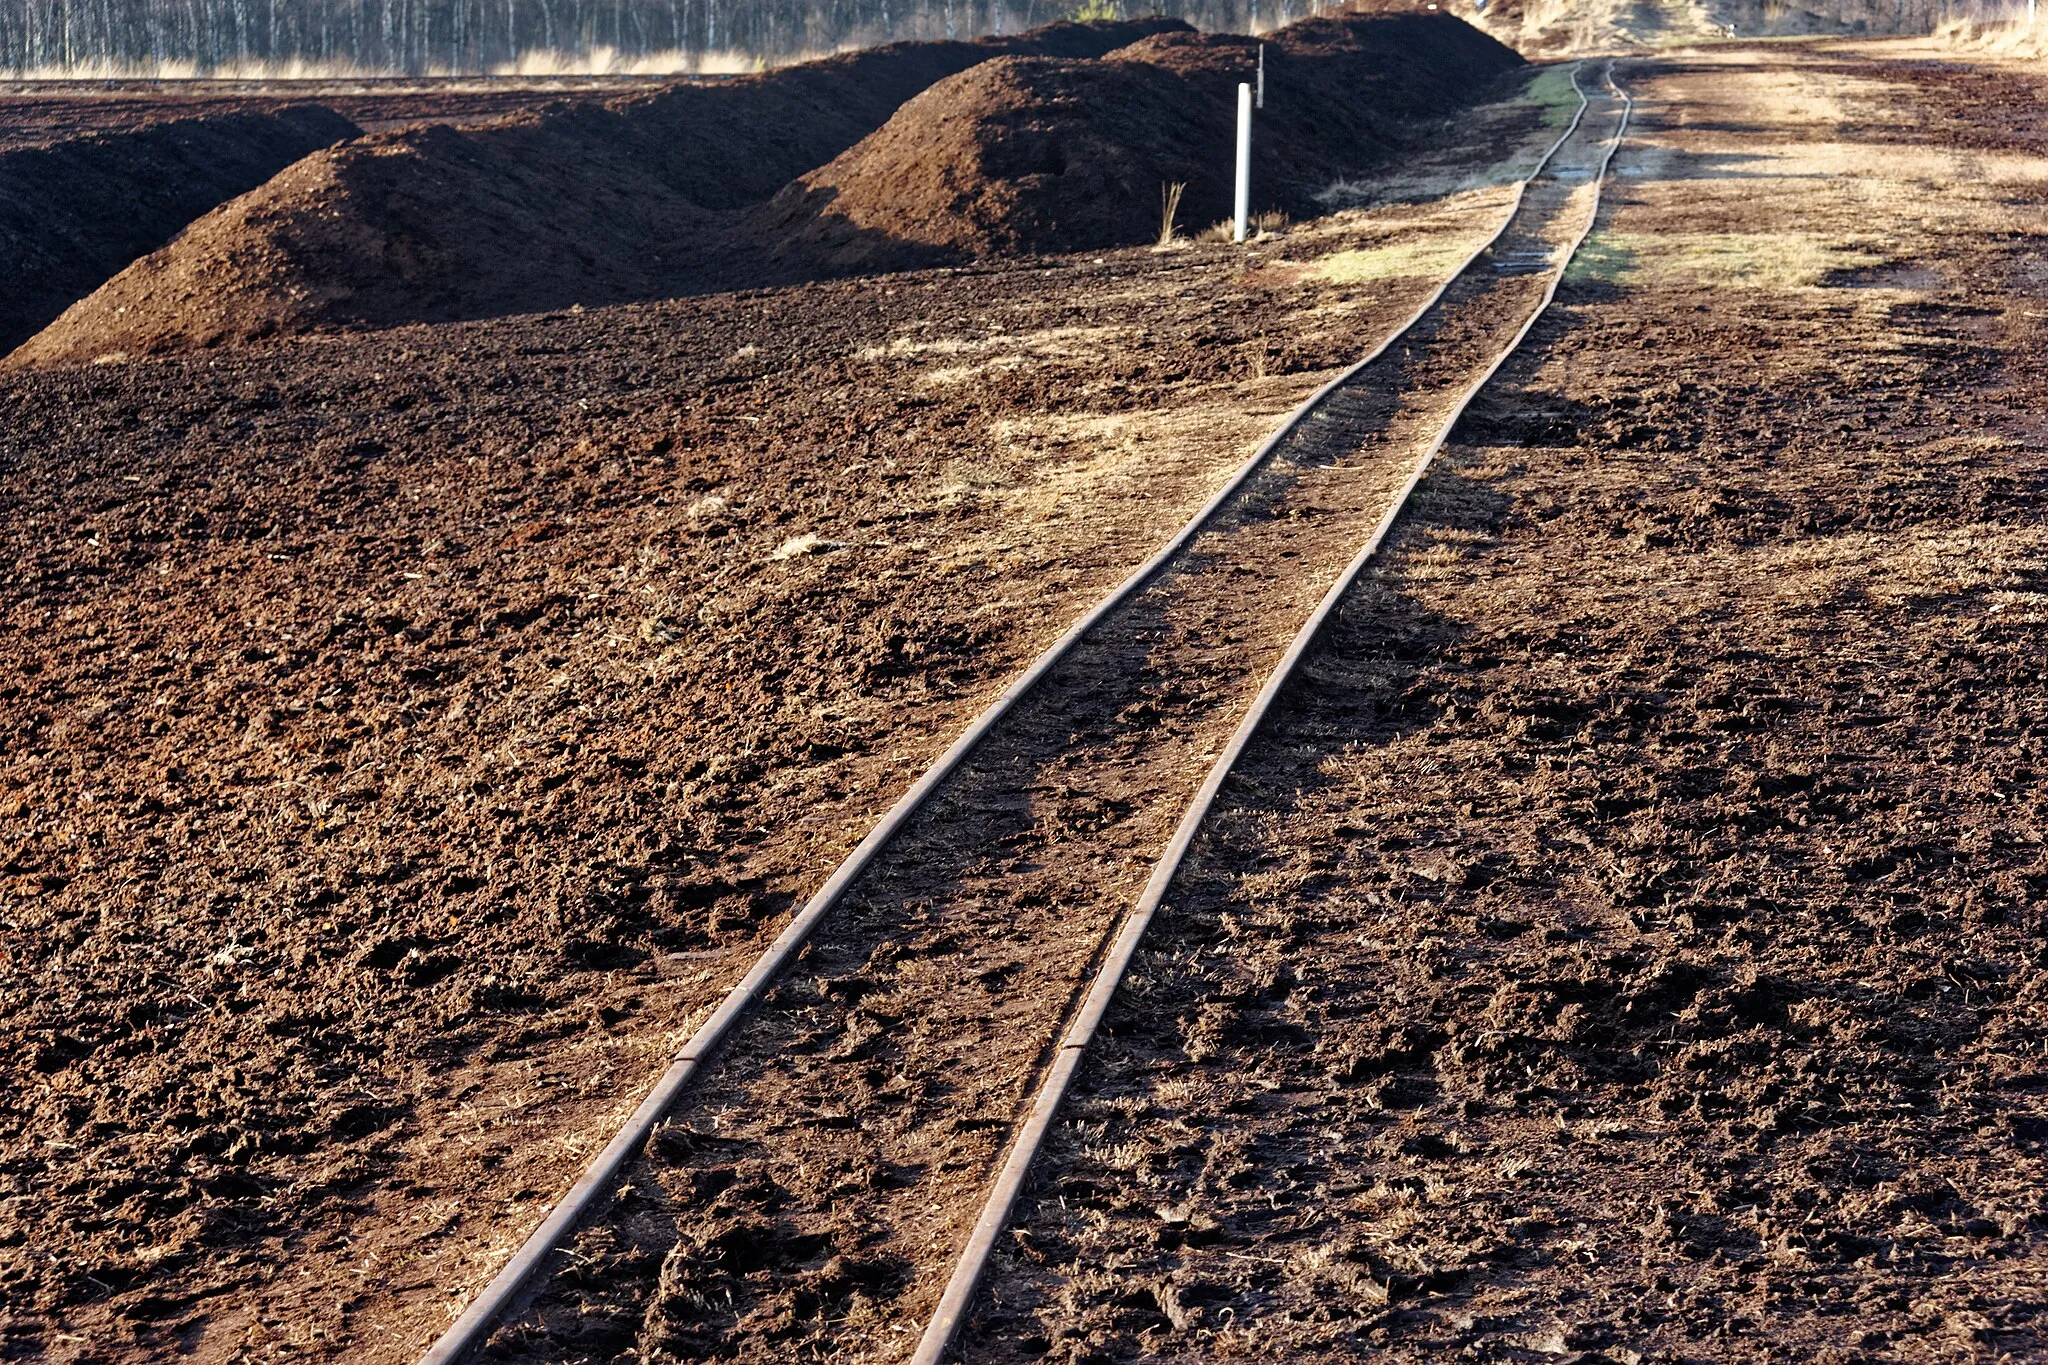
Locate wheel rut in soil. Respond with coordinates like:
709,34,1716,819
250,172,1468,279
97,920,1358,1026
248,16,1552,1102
473,75,1631,1365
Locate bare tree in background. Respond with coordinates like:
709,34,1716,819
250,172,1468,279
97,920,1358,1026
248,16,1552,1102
0,0,1984,75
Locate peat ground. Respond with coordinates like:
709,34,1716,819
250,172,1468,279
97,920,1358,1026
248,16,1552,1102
961,42,2048,1364
4,35,2046,1365
0,80,1562,1361
0,79,691,151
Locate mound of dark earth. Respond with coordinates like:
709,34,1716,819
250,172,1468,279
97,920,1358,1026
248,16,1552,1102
763,11,1525,265
0,106,359,354
7,17,1183,366
553,17,1191,212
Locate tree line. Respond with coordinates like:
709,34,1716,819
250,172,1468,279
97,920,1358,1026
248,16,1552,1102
0,0,1324,74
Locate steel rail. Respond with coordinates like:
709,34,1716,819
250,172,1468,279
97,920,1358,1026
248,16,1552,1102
910,61,1635,1365
415,61,1599,1365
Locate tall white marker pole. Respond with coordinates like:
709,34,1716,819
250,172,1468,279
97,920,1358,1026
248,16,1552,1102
1256,43,1265,108
1233,82,1252,243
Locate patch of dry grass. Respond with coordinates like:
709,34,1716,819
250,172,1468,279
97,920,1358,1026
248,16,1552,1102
1300,236,1477,285
1566,229,1887,288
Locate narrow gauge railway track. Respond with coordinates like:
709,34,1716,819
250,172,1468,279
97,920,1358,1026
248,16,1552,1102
424,63,1631,1365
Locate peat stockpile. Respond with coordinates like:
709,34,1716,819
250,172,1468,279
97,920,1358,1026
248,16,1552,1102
765,12,1524,264
8,17,1183,366
0,106,359,354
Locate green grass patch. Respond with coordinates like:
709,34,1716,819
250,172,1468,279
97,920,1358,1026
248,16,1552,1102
1525,64,1589,128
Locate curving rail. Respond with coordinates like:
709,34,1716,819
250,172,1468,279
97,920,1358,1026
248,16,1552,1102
417,58,1624,1365
910,59,1634,1365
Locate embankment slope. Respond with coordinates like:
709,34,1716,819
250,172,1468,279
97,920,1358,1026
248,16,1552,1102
762,13,1525,266
8,18,1182,365
0,106,359,353
11,13,1524,367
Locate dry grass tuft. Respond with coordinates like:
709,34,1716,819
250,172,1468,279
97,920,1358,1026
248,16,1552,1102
1193,210,1289,244
1157,181,1186,247
769,533,844,561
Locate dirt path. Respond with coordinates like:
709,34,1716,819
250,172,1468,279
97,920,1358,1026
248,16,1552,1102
959,43,2048,1363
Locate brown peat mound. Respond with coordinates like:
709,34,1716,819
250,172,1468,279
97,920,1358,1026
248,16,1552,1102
9,117,731,361
762,12,1524,265
7,18,1184,366
0,106,359,354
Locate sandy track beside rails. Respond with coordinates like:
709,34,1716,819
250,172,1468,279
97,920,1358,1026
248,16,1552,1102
964,44,2048,1363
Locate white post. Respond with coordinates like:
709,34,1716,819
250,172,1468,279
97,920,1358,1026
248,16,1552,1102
1233,82,1252,243
1256,42,1265,108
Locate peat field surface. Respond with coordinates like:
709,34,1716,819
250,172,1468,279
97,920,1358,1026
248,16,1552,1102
0,174,1542,1362
960,42,2048,1364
